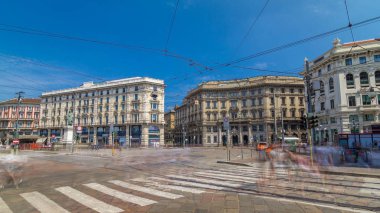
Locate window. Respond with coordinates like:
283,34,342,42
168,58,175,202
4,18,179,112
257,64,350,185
330,99,335,109
320,81,325,94
115,105,118,110
105,115,109,124
99,106,103,112
271,110,275,118
122,95,126,102
106,97,109,103
374,54,380,62
329,78,334,92
221,101,226,108
213,101,217,109
207,136,211,143
348,96,356,106
270,88,274,93
359,56,367,64
360,72,369,86
258,125,264,131
99,116,102,124
281,88,285,93
320,102,325,111
290,88,294,93
345,58,352,66
258,110,263,118
378,95,380,105
375,71,380,85
346,74,354,88
134,86,139,91
291,110,295,117
106,105,109,111
270,97,274,105
134,94,138,100
151,114,157,122
107,90,110,95
100,98,103,104
230,100,237,108
364,114,374,121
349,115,359,122
330,117,336,124
153,86,157,91
251,99,255,106
298,88,303,94
242,100,247,107
114,116,118,124
281,97,286,105
290,97,295,105
132,114,139,122
206,101,211,109
258,89,262,94
151,103,158,110
362,95,371,105
115,96,118,102
327,64,331,71
133,103,139,110
318,69,322,77
299,97,304,106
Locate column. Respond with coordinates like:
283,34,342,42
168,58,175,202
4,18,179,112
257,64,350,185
93,126,97,145
141,125,149,147
47,129,51,143
125,124,130,147
248,125,252,145
239,124,243,145
218,126,222,146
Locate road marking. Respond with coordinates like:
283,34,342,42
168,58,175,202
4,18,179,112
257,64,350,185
194,171,259,183
166,175,242,188
108,180,183,199
132,178,205,194
254,194,374,213
20,191,69,213
56,186,123,213
0,197,13,213
84,183,157,206
150,177,224,190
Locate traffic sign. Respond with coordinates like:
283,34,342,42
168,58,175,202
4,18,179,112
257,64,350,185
76,126,82,134
12,139,20,144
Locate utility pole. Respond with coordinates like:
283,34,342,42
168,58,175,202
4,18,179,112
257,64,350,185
72,93,76,153
305,58,314,164
281,107,285,150
14,91,24,153
273,93,277,144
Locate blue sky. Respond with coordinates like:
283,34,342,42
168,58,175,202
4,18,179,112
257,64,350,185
0,0,379,110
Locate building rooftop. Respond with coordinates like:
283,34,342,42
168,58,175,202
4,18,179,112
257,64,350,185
0,98,41,105
42,77,164,96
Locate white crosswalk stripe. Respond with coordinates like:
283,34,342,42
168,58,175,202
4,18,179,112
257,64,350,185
84,183,157,206
20,191,69,213
108,180,183,199
0,197,13,213
166,174,242,188
150,177,224,190
56,186,123,213
194,171,259,183
131,178,205,194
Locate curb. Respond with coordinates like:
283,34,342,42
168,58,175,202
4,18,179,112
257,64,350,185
217,160,380,178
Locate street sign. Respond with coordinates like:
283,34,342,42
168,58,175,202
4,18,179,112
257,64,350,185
223,117,230,130
12,139,20,144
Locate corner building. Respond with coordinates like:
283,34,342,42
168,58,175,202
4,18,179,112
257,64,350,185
39,77,165,147
174,76,306,146
302,38,380,143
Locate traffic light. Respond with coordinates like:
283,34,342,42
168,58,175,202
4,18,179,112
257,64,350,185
301,115,307,129
308,116,319,128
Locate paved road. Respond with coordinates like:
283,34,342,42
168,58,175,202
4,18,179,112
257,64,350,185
0,148,379,213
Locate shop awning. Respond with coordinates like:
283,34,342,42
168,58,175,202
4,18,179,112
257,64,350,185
36,137,47,143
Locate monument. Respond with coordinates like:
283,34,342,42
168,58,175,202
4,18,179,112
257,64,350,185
62,111,74,144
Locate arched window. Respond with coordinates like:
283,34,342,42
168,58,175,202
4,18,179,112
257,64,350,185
320,81,325,94
360,72,369,86
346,74,354,88
375,71,380,85
329,78,334,92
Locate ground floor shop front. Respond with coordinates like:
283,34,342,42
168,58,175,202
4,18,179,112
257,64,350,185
39,124,164,147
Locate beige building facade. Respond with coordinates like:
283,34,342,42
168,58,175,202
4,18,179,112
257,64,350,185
39,77,165,147
174,76,306,146
0,98,41,144
164,110,175,145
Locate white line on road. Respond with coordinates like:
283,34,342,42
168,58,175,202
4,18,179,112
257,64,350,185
108,180,183,199
20,191,69,213
131,178,205,194
0,197,13,213
149,177,224,190
84,183,157,206
56,186,123,213
166,175,242,188
194,171,259,183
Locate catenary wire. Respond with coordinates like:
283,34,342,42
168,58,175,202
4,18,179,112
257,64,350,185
164,0,180,51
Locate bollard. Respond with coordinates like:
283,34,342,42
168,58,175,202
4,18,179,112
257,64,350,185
241,146,243,159
251,149,253,158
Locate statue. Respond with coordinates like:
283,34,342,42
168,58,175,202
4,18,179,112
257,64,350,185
67,111,73,126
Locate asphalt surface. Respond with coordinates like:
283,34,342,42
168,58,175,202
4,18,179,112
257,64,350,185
0,148,379,213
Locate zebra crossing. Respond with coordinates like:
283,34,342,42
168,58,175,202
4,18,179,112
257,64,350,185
0,164,379,213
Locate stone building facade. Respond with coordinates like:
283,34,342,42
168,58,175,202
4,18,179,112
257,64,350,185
39,77,165,147
164,110,175,145
174,76,306,146
303,38,380,143
0,98,40,143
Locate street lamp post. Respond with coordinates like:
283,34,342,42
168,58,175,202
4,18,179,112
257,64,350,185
14,91,24,154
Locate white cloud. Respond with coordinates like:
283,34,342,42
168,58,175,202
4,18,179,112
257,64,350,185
252,62,268,69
